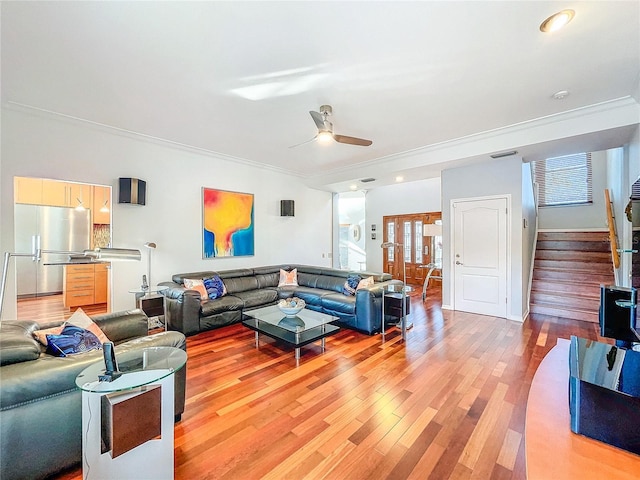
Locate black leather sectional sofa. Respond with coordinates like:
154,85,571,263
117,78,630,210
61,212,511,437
0,309,187,480
160,264,400,336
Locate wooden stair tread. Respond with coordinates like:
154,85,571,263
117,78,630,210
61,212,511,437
529,303,599,323
530,293,600,310
535,250,611,261
536,241,611,252
530,286,600,298
530,300,599,313
537,231,609,241
533,260,613,274
532,272,613,285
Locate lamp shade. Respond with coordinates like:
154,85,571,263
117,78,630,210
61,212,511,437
83,248,141,261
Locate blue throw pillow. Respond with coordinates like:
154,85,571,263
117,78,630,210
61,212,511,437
46,325,102,357
204,275,227,300
342,274,361,296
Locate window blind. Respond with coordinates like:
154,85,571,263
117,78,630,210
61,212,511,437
532,153,592,207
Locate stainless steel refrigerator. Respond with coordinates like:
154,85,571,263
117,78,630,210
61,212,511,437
14,205,91,297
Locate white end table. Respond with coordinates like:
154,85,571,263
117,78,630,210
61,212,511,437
75,346,187,480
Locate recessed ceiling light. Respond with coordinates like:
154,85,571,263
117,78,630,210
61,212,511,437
349,184,358,191
395,176,404,182
540,9,575,33
553,90,570,100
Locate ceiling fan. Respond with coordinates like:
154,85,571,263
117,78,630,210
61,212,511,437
289,105,372,148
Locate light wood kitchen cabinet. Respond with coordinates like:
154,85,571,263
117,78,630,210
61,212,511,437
42,180,92,209
92,185,111,224
93,263,109,304
14,177,43,204
69,183,92,209
63,263,109,308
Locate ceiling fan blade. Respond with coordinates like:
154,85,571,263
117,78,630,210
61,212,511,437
333,134,373,147
288,135,318,149
309,111,327,130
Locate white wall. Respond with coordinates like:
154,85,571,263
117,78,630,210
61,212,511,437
537,150,608,230
0,107,332,319
364,178,441,272
441,156,525,321
521,162,538,316
606,147,629,285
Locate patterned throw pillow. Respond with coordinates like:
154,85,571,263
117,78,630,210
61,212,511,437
357,276,375,290
33,325,65,346
45,325,102,357
203,275,227,300
183,278,208,299
66,307,110,344
34,308,110,346
342,274,362,296
278,268,298,287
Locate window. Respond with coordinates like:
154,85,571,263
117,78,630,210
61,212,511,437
532,152,592,207
386,221,395,261
403,221,411,262
414,221,423,265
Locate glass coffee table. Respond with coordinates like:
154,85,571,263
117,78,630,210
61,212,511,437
242,305,340,362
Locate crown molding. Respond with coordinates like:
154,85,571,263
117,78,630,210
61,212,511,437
307,96,640,180
3,100,306,179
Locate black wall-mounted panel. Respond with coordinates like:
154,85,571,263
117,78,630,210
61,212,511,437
119,178,146,205
280,200,294,217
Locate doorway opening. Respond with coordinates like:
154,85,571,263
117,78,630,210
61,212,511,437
13,176,112,323
337,191,366,270
382,212,442,286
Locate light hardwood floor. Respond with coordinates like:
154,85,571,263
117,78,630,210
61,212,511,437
53,287,604,479
17,294,107,324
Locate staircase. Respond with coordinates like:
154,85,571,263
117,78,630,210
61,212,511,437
530,231,615,323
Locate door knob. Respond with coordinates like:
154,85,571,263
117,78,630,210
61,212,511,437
455,261,463,265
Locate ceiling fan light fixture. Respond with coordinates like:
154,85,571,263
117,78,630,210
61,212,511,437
540,9,575,33
317,130,333,144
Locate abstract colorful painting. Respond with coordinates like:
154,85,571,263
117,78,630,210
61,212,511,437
202,188,254,258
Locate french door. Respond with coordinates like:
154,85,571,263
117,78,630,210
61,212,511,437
382,212,441,286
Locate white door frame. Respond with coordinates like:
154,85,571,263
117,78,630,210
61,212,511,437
449,194,512,319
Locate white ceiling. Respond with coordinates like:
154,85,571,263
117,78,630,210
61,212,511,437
2,1,639,192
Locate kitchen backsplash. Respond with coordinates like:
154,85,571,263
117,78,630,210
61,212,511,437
93,224,111,248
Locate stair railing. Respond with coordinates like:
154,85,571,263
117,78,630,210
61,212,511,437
604,189,620,269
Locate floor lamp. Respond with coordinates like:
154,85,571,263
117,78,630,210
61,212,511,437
0,247,141,322
143,242,156,291
381,241,411,340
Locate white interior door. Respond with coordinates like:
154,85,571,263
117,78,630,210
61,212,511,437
453,197,508,318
